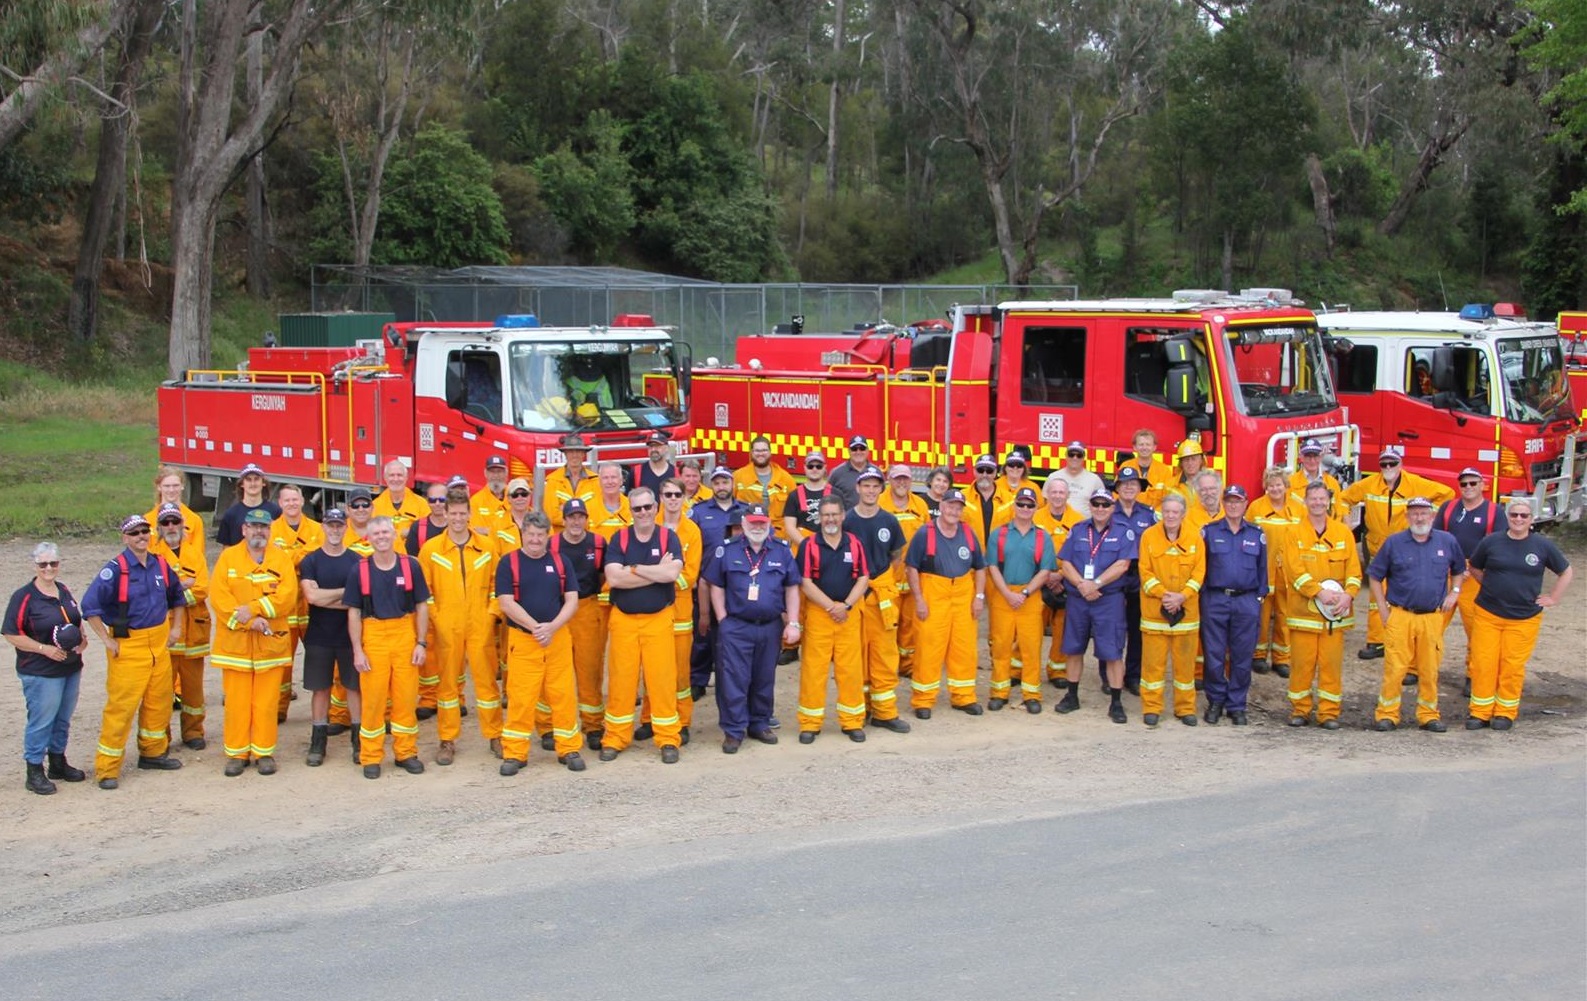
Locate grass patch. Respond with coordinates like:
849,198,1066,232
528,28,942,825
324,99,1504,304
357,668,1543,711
0,415,156,539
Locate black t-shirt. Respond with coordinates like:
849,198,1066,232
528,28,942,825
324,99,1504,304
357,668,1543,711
607,527,683,615
342,554,432,620
216,500,282,545
298,548,360,647
550,533,605,599
1470,532,1570,620
406,517,447,557
1437,499,1501,565
797,533,870,603
843,508,904,580
782,482,830,538
493,550,576,623
4,581,84,678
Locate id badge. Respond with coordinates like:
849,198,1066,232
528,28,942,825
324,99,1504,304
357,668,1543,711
747,583,760,602
1083,563,1095,580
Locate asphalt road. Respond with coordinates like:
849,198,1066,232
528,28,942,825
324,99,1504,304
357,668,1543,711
5,758,1582,1001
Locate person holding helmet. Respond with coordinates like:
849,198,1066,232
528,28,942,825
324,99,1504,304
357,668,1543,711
904,489,987,718
1338,448,1454,660
6,542,89,794
1279,481,1362,729
209,508,299,776
150,502,211,749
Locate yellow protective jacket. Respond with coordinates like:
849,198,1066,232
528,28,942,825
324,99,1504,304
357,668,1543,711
372,488,429,536
1247,494,1304,590
418,531,500,634
1279,519,1362,633
150,533,211,656
1337,471,1454,552
209,543,298,671
540,469,599,530
270,515,324,631
1138,523,1205,632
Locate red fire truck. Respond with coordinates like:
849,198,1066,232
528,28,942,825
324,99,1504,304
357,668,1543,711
157,314,696,513
1560,311,1587,424
1317,305,1583,522
689,289,1360,492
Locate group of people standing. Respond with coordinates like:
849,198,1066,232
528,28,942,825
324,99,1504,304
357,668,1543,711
6,428,1574,795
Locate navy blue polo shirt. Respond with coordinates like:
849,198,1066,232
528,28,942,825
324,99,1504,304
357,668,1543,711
298,547,360,646
607,526,684,615
1437,499,1501,564
843,508,903,580
494,549,576,623
797,532,869,603
550,532,604,599
1201,519,1267,596
705,537,802,622
1469,532,1570,620
905,520,985,580
81,549,187,630
692,499,746,551
1113,500,1157,589
1058,518,1138,596
1368,529,1466,613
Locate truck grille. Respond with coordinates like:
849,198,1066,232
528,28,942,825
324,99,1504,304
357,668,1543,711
1531,458,1563,483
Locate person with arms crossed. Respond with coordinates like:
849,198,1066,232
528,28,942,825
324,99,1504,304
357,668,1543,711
297,507,363,766
601,487,685,763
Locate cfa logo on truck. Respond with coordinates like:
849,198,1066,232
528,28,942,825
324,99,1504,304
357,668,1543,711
714,403,729,428
763,391,820,410
250,394,287,412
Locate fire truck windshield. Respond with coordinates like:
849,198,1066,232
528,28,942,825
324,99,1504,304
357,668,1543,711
1221,324,1338,417
508,340,686,432
1497,336,1571,424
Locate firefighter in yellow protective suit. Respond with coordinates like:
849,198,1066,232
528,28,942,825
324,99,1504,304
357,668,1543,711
346,517,432,778
538,499,609,747
328,488,376,732
986,487,1056,712
1034,479,1084,685
541,436,600,531
150,503,211,748
1137,495,1205,725
372,459,429,536
1279,481,1362,729
1247,467,1303,678
880,465,929,676
419,491,502,765
269,485,323,722
209,509,298,775
796,496,871,741
1287,438,1349,520
636,482,702,739
733,436,797,532
846,469,909,730
1337,448,1453,658
470,454,511,536
904,490,987,715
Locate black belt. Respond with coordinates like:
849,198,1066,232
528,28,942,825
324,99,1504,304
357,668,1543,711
732,615,783,625
1219,588,1255,596
1390,604,1439,615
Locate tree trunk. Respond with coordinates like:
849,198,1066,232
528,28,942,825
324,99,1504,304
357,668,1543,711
1221,227,1234,291
68,0,162,343
1377,116,1471,238
168,193,217,376
825,0,844,200
245,22,271,298
1304,152,1336,256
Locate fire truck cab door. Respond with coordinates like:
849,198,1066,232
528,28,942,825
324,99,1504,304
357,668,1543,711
999,316,1095,466
1392,342,1494,478
414,339,506,468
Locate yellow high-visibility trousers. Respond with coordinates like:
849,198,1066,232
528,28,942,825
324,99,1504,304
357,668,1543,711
1287,629,1345,722
1043,605,1068,680
1377,609,1444,725
798,606,866,733
172,653,207,742
640,591,696,729
222,666,285,760
1441,580,1482,678
503,628,579,761
1257,579,1291,668
94,625,174,781
1467,604,1541,722
1140,630,1199,718
896,577,919,677
988,590,1045,705
329,677,352,726
911,573,977,710
358,617,420,766
604,608,679,750
432,613,501,742
860,571,901,719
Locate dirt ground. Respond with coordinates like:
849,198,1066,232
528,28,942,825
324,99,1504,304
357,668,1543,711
1,534,1582,936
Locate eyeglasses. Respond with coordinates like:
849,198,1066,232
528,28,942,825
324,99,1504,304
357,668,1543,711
427,496,447,504
1380,461,1400,468
975,467,996,474
1459,480,1481,487
806,462,825,469
158,519,183,527
509,490,531,499
1090,500,1114,508
1005,461,1025,469
661,491,683,498
1014,502,1036,509
631,503,656,512
349,501,372,509
1508,512,1532,520
124,528,152,536
36,561,59,569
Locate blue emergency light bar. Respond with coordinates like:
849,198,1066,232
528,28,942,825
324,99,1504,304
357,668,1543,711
1458,304,1493,320
495,314,540,328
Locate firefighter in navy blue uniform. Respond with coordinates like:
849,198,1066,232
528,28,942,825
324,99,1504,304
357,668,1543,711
1367,496,1467,732
1107,468,1157,695
1436,467,1502,695
1198,485,1268,725
82,514,188,788
796,496,871,742
843,467,910,730
688,467,745,699
705,504,802,753
1055,491,1138,724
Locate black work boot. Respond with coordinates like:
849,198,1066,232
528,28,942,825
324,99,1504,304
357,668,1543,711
1054,689,1081,714
306,725,328,767
47,752,85,782
26,762,57,795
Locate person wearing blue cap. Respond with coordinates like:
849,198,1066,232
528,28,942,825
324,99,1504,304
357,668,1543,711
547,496,609,751
1055,490,1138,723
82,514,189,788
1197,484,1267,725
215,464,281,547
904,489,987,717
6,541,88,794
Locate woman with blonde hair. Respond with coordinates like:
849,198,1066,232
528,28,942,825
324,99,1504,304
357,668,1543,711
146,466,204,542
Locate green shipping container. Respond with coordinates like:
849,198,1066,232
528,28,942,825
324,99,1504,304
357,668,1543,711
277,312,396,348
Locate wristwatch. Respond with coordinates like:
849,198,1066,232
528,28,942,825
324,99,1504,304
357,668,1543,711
1019,588,1029,597
975,593,985,600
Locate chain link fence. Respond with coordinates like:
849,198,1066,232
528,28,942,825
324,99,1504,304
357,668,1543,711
311,266,1078,362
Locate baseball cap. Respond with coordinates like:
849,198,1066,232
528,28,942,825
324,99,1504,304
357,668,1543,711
1223,484,1248,501
709,465,733,482
1114,467,1141,486
848,436,870,451
243,508,274,525
1299,439,1323,456
1458,467,1484,480
744,504,772,523
888,464,912,480
646,431,669,446
1089,489,1115,504
857,466,884,483
941,489,967,505
485,455,508,470
563,498,588,517
560,434,589,452
1378,447,1402,463
1014,486,1039,504
322,507,347,524
156,502,184,523
1406,496,1435,510
239,462,266,478
1066,441,1086,456
506,477,531,495
52,622,82,651
120,514,151,534
727,509,744,527
1006,445,1031,465
348,486,373,504
806,450,827,464
974,455,997,472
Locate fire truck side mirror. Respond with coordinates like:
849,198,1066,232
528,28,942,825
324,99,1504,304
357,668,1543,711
1429,347,1456,395
1165,363,1198,415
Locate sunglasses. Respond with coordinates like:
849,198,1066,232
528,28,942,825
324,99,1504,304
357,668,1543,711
1006,461,1025,468
349,501,372,509
158,519,184,527
1090,500,1114,508
509,490,531,499
661,491,684,499
36,561,59,569
975,467,996,474
1460,480,1481,487
1014,502,1036,509
1380,461,1400,468
806,462,825,469
427,496,448,503
124,527,152,536
631,503,656,512
1508,512,1532,520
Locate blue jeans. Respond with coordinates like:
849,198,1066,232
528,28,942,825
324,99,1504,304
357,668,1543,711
20,671,81,764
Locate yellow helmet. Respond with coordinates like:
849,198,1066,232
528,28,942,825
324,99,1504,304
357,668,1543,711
1176,438,1204,460
538,395,571,418
575,402,601,423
